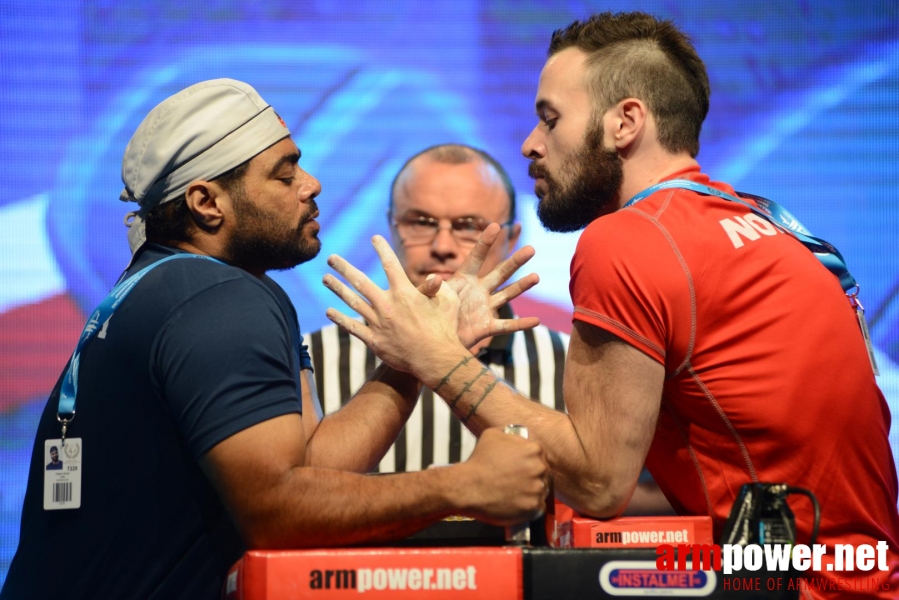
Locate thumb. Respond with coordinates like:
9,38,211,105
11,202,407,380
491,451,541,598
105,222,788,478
417,274,442,298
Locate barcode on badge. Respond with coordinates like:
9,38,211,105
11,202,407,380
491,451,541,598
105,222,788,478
53,482,72,503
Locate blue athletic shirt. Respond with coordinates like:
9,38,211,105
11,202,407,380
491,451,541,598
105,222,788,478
2,244,305,599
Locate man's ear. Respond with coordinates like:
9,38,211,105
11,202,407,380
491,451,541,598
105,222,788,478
184,180,226,231
608,98,648,151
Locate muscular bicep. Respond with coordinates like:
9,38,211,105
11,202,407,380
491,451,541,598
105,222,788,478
563,320,665,509
199,413,307,547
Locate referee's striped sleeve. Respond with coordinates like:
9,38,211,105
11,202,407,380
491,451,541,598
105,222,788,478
549,329,567,411
309,328,325,404
307,323,368,415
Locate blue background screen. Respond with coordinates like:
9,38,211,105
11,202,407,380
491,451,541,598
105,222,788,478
1,0,897,583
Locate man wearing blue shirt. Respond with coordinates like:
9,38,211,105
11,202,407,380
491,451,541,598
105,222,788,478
1,79,548,600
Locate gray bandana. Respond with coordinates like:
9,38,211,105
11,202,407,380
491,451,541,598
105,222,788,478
119,78,291,254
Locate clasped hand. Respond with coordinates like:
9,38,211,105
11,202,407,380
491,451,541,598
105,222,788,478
322,223,540,377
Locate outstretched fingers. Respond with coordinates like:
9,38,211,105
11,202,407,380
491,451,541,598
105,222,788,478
326,254,385,300
481,245,537,292
325,308,376,347
322,272,377,324
456,223,502,278
371,235,415,291
323,253,392,324
489,272,540,307
489,315,540,337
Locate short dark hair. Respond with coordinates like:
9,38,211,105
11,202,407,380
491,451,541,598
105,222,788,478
144,160,250,246
50,446,58,453
549,12,710,157
388,144,517,222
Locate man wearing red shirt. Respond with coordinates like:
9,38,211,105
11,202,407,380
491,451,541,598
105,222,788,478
323,11,899,598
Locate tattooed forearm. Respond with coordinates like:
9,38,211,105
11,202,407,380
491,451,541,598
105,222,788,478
461,380,498,424
433,355,473,393
449,367,489,409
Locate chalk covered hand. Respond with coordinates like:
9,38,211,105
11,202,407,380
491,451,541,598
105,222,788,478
323,226,539,374
435,223,540,349
323,235,459,374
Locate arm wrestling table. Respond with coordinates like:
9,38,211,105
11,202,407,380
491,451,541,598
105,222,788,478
222,515,797,599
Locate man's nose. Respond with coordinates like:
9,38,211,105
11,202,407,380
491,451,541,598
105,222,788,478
521,126,545,159
299,172,322,202
430,224,459,258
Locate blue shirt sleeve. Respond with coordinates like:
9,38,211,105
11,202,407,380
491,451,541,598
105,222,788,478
150,278,302,458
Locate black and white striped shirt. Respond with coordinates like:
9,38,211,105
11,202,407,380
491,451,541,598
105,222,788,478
307,318,569,473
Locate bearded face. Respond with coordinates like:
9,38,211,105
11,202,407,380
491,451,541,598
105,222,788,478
226,184,321,273
530,125,623,233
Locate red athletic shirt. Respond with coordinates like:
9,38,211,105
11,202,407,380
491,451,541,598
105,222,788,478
570,166,899,597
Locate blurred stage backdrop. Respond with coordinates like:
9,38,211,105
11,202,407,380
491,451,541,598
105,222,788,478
1,0,898,582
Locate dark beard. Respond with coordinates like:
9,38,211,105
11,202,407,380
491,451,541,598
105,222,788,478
227,188,321,273
530,129,623,233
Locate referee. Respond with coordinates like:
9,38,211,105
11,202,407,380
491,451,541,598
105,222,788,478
308,144,569,473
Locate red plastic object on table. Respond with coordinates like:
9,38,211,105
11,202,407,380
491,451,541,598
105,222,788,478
223,547,524,600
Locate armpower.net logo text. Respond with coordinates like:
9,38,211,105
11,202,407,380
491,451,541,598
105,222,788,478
309,566,478,593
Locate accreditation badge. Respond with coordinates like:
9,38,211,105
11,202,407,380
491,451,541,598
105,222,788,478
43,438,82,510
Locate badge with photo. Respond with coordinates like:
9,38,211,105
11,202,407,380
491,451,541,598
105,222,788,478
43,438,82,510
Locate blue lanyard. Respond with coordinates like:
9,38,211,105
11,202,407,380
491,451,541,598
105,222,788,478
57,254,224,422
623,179,858,294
